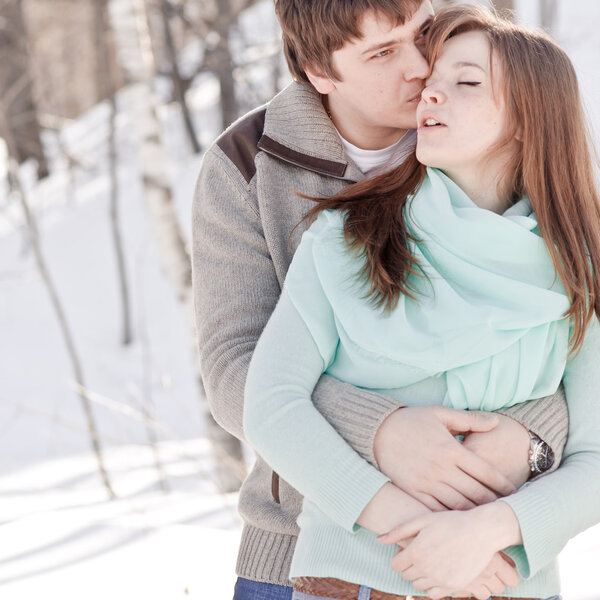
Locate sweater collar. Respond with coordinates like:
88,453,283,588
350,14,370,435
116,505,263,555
259,82,364,182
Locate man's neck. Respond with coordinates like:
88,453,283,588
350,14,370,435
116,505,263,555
323,96,407,150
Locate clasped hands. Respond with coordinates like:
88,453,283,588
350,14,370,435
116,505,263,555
372,405,530,599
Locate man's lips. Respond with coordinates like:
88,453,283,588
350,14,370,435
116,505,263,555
407,92,423,103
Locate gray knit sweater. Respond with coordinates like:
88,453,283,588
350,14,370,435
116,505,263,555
191,81,568,586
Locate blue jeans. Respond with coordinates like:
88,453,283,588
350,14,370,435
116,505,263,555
233,577,293,600
292,587,562,600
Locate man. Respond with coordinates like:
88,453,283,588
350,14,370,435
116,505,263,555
192,1,567,598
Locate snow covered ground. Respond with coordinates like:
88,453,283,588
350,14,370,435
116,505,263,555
0,441,241,600
1,1,600,599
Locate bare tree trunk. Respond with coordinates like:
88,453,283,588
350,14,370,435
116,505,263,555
0,0,48,179
94,0,133,346
0,98,114,499
210,0,238,129
110,0,246,492
540,0,558,34
159,0,201,154
136,261,169,492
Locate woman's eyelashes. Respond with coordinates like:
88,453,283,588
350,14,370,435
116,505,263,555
458,81,481,86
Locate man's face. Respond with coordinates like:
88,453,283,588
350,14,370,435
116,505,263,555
308,1,434,150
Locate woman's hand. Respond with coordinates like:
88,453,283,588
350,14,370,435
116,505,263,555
424,553,519,600
377,502,522,594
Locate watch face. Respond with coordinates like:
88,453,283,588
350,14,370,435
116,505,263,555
532,439,555,473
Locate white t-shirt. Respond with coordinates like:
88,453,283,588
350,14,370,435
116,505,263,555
336,129,417,177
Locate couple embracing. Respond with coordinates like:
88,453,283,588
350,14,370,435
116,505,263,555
193,2,600,600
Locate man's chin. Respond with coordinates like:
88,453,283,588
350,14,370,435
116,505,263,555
395,115,418,132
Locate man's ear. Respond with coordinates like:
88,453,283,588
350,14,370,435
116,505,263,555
304,65,337,94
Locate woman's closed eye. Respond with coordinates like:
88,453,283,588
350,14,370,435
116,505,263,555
458,81,481,86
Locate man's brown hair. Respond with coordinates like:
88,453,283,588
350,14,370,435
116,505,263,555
274,0,423,83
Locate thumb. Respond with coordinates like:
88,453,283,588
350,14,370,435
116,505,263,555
377,520,424,545
437,407,498,435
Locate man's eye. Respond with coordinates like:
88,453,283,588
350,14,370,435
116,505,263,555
416,24,431,42
375,49,391,58
458,81,481,86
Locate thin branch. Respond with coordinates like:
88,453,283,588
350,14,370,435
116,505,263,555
0,97,115,500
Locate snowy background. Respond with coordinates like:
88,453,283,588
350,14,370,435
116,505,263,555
1,1,599,599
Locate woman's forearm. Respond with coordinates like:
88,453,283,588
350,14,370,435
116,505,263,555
357,482,431,534
244,291,392,532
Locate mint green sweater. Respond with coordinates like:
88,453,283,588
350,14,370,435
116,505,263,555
244,169,600,597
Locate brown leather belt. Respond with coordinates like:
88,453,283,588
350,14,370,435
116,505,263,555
293,577,538,600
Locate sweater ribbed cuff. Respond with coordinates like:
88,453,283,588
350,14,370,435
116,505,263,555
495,384,568,476
236,525,296,587
500,487,557,578
312,376,405,468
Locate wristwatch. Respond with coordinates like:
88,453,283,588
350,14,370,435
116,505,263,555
528,431,555,475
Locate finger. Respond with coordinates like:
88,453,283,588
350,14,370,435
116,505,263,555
485,574,506,595
410,577,431,592
413,491,448,512
394,534,415,550
457,447,517,497
436,406,498,435
390,549,414,573
398,564,420,582
426,587,453,600
428,481,477,510
495,555,520,588
378,518,427,544
466,584,493,600
443,468,500,506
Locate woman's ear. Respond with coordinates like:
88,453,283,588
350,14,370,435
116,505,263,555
304,66,337,94
514,123,524,142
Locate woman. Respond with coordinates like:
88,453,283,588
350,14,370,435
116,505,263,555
244,5,600,600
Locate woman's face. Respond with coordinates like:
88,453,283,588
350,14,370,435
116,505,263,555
416,30,509,184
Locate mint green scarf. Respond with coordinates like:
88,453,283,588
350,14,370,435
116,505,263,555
286,168,571,411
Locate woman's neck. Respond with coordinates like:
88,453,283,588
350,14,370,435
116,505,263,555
443,168,512,214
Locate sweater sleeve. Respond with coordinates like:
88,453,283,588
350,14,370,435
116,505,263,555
495,388,568,476
500,317,600,577
244,290,390,532
192,145,404,454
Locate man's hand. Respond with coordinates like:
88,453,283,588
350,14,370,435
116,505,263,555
462,413,531,489
374,406,517,511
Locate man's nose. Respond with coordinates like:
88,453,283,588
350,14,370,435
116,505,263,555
404,45,429,82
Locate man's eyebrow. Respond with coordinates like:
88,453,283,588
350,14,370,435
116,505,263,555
360,39,400,55
359,16,434,56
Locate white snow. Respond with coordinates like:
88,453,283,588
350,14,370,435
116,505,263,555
1,1,599,599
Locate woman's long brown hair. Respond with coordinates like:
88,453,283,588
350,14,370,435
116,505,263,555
305,4,600,352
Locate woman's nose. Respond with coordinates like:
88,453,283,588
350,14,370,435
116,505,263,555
421,84,445,104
